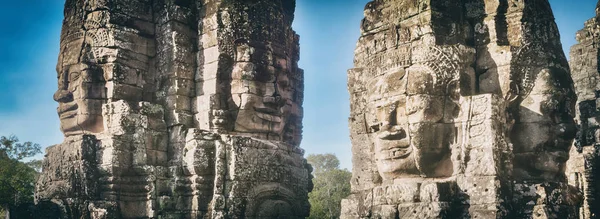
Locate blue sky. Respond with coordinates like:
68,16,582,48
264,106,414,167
0,0,596,170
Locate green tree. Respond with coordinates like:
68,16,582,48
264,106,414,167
307,153,340,175
0,135,41,218
307,154,352,219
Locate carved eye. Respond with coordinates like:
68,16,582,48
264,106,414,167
70,72,80,82
277,76,291,90
278,80,289,89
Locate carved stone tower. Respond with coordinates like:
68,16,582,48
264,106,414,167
568,1,600,218
35,0,311,218
342,0,582,218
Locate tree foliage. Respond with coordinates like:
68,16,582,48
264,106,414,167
307,153,340,175
307,154,352,219
0,135,41,211
0,136,41,161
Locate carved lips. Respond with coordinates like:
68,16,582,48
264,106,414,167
379,146,412,160
376,128,411,160
254,107,283,123
375,124,410,158
58,102,78,119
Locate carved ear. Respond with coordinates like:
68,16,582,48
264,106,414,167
504,80,520,103
234,38,251,62
446,80,460,102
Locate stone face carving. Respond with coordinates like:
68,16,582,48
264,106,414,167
54,63,106,136
32,0,600,218
343,0,584,218
52,2,115,137
365,45,473,180
511,67,577,182
35,0,310,218
230,39,295,138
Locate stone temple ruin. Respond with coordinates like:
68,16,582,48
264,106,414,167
341,0,600,218
34,0,310,218
569,1,600,218
31,0,600,218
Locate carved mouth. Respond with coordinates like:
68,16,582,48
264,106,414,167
376,125,407,140
377,130,406,140
380,146,412,160
58,103,78,119
256,112,282,122
377,137,411,160
551,150,569,163
254,107,280,115
254,107,282,122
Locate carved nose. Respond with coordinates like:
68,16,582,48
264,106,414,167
53,90,73,103
556,123,577,139
263,95,285,106
377,125,407,140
